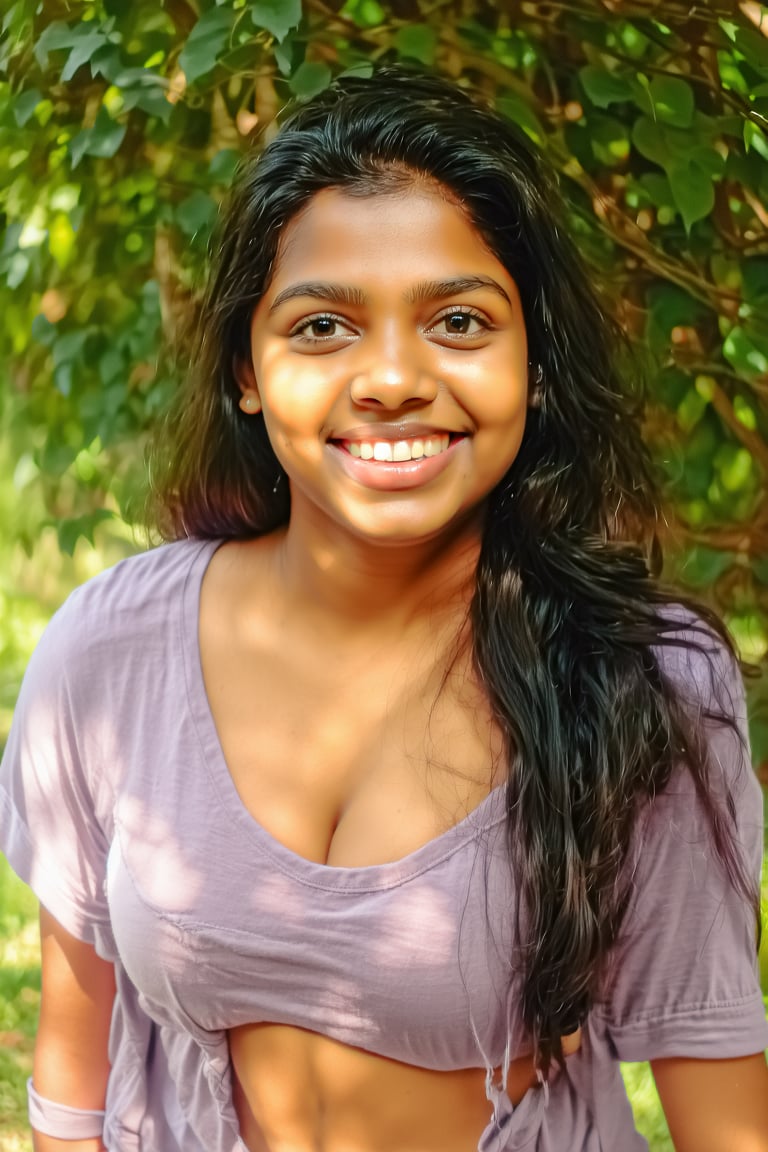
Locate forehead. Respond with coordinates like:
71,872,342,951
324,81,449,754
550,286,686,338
267,185,511,292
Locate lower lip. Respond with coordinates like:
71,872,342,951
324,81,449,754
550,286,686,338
328,439,464,491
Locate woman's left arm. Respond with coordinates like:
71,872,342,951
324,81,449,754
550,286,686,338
652,1053,768,1152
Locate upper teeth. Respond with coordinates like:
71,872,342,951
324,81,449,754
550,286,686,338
345,435,450,462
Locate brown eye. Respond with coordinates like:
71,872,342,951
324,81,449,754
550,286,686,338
310,317,337,337
430,309,487,340
290,313,356,344
445,312,472,334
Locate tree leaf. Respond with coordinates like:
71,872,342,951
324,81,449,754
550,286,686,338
715,442,754,494
666,160,714,232
733,25,768,77
57,510,115,556
586,115,630,166
69,107,126,167
33,19,117,78
31,314,57,346
2,1,21,35
209,148,241,183
631,116,671,166
289,61,332,100
680,545,733,588
178,8,235,84
61,29,111,82
395,24,436,66
645,283,707,353
89,43,123,82
653,367,690,408
719,52,749,98
689,141,725,178
52,329,89,367
123,83,173,123
5,252,29,289
273,36,294,75
339,0,386,27
496,94,543,143
38,438,78,477
33,21,80,67
723,325,768,377
579,65,633,108
647,75,694,128
337,61,374,80
638,171,674,208
13,88,42,127
744,120,768,161
740,259,768,303
249,0,302,42
175,191,218,238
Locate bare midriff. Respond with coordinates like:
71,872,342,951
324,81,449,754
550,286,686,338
228,1024,540,1152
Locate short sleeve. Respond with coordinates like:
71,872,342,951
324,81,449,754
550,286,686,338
0,592,115,953
594,627,768,1061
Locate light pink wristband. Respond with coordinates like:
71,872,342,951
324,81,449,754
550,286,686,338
27,1077,105,1139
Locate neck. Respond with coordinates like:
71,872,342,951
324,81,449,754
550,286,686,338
273,510,483,638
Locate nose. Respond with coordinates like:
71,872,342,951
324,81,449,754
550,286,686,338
349,326,439,410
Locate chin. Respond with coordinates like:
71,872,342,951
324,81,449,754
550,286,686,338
343,508,483,550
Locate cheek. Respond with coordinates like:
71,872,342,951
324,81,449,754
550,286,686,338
461,375,529,431
258,357,338,431
449,344,528,418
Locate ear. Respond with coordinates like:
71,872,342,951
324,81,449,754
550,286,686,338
233,356,262,415
527,362,543,409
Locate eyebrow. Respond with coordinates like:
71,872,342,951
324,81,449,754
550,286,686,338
406,276,511,305
269,282,366,313
268,275,511,313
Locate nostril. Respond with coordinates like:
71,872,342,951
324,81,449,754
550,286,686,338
348,369,440,405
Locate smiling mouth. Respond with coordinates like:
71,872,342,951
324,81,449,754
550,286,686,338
338,434,456,462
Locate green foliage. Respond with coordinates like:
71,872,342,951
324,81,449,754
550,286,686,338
0,856,39,1152
0,0,767,771
620,1063,673,1151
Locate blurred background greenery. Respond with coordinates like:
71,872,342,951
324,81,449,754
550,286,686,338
0,0,767,1148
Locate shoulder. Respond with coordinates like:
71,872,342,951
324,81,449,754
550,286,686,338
648,602,758,828
22,537,221,705
44,537,219,652
653,603,743,713
61,536,219,619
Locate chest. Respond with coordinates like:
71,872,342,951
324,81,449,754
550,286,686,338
103,576,522,1071
199,607,505,867
108,759,518,1070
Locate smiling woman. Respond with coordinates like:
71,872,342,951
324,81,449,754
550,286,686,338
1,67,767,1152
234,186,528,540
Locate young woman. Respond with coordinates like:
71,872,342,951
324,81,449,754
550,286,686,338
2,68,767,1152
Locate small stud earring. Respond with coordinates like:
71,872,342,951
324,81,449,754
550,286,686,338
239,390,260,414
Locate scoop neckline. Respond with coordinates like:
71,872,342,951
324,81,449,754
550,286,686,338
180,537,507,892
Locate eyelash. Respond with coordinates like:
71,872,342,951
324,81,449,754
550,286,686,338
430,307,490,337
289,313,353,341
288,307,492,344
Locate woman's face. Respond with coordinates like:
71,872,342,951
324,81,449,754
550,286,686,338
240,183,529,549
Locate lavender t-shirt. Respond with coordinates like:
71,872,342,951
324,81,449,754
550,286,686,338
1,539,766,1152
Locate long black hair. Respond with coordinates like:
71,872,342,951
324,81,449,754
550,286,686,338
148,67,759,1069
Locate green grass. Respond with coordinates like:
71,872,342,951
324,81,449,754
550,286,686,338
621,1063,673,1150
0,856,38,1152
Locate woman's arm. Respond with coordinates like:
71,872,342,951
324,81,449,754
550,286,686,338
652,1053,768,1152
32,906,116,1152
